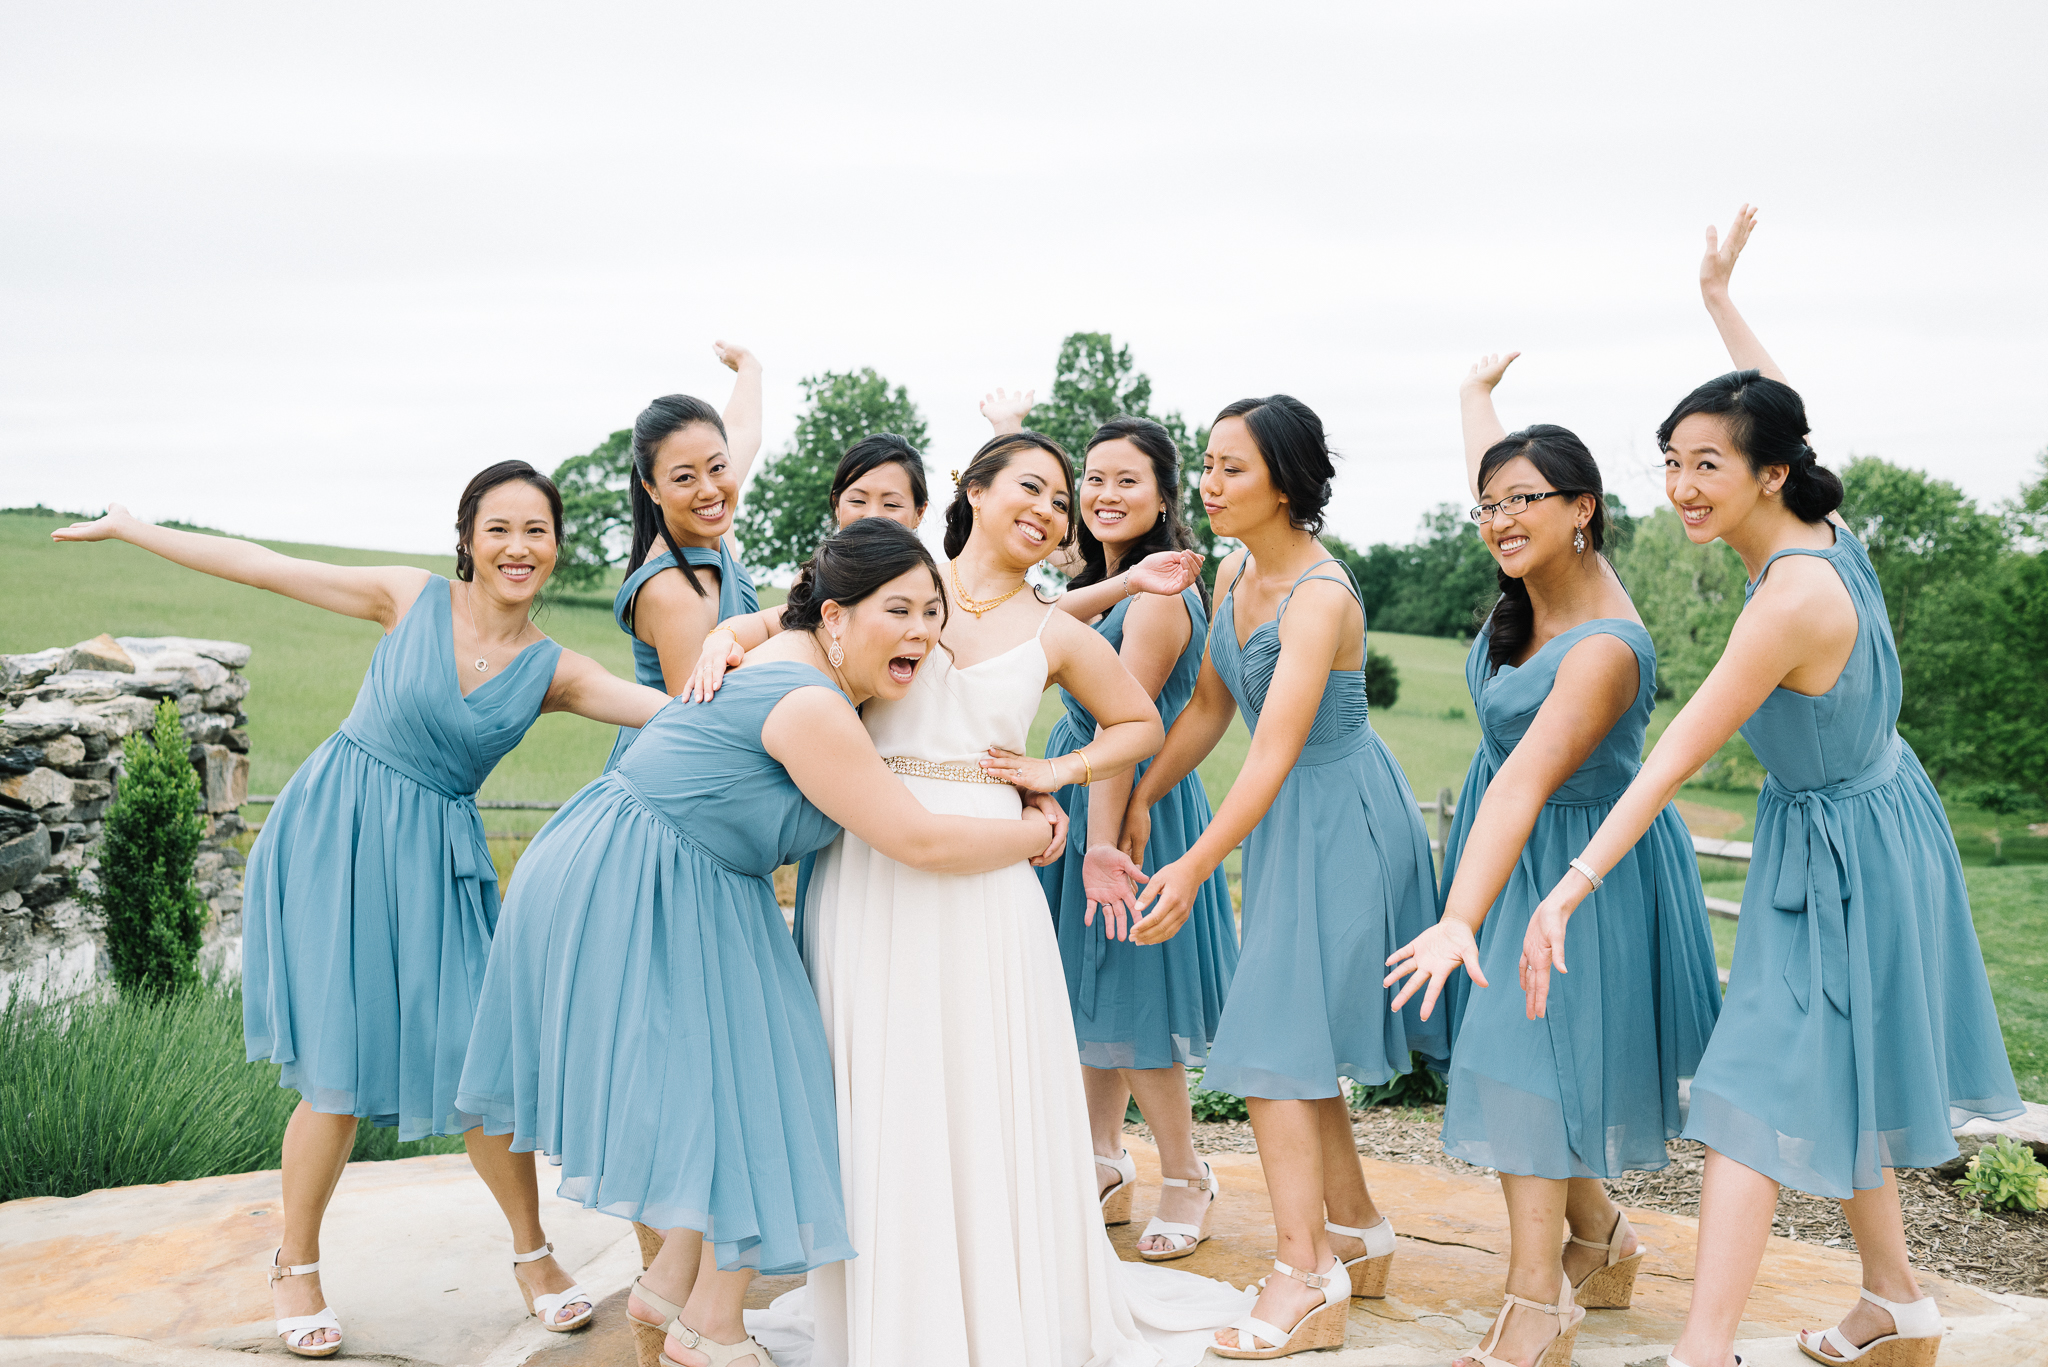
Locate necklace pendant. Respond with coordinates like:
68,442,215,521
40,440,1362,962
474,658,490,672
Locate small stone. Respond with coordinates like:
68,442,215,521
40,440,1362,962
0,889,21,911
223,728,251,754
0,829,51,894
69,759,113,780
0,698,98,744
82,733,109,761
66,799,106,823
64,634,136,674
0,647,69,691
20,871,70,910
116,635,251,670
37,897,87,930
196,744,250,814
211,891,243,915
0,744,45,777
49,844,84,871
38,804,75,827
40,734,85,768
175,691,201,716
0,808,35,842
76,696,158,738
182,712,231,746
1,767,76,811
200,675,251,710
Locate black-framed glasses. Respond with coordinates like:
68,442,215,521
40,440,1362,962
1468,489,1577,523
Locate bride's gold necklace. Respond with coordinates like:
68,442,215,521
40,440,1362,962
950,560,1029,620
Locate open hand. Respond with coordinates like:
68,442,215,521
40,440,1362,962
1081,844,1148,941
50,505,132,543
1021,791,1068,865
1124,550,1204,599
1701,203,1759,299
980,386,1036,433
1384,919,1487,1020
713,340,759,373
1519,894,1573,1019
1462,352,1520,394
680,630,746,703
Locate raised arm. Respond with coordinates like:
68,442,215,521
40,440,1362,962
1700,204,1788,384
1383,633,1639,1018
543,650,673,727
1459,352,1519,503
765,688,1052,874
1055,550,1204,621
715,340,765,485
51,504,427,628
979,386,1036,438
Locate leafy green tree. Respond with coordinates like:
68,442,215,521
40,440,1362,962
1838,457,2004,642
1609,507,1749,704
734,369,929,575
1029,333,1222,580
550,430,632,590
93,701,207,998
1345,506,1499,640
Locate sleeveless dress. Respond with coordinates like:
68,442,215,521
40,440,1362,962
1037,587,1238,1070
1203,557,1445,1100
242,576,563,1140
1437,620,1723,1178
1681,527,2022,1196
607,539,759,767
754,607,1255,1367
455,662,853,1273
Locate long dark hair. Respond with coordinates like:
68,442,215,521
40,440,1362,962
1066,416,1207,610
783,517,946,634
626,393,727,597
1656,369,1843,523
1212,394,1335,534
830,433,929,514
941,431,1078,560
455,460,564,584
1476,424,1606,670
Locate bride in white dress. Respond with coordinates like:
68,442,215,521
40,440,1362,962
753,433,1256,1367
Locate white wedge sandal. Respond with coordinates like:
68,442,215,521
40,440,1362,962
1097,1148,1138,1226
1797,1288,1943,1367
268,1249,343,1359
1213,1254,1348,1359
1138,1160,1220,1262
511,1242,596,1333
1325,1215,1396,1297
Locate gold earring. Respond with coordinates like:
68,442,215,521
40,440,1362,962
827,634,845,668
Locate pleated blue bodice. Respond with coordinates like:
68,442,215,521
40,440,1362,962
1469,620,1654,801
1212,577,1372,763
608,539,759,765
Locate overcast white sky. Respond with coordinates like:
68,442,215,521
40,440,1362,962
3,1,2044,557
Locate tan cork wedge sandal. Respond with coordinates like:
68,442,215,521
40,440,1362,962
658,1320,778,1367
1797,1288,1944,1367
635,1221,667,1268
629,1278,689,1367
1326,1216,1396,1297
1459,1277,1584,1367
1213,1255,1349,1359
1566,1209,1647,1308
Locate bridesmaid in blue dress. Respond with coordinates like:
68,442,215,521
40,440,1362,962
1121,396,1444,1360
457,519,1066,1367
1384,356,1722,1367
1029,416,1238,1261
1520,209,2022,1367
605,341,766,765
53,464,672,1357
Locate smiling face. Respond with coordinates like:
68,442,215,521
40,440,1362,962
819,565,946,704
1664,412,1779,544
1199,416,1285,540
1476,455,1592,579
834,461,925,531
643,421,738,546
1081,437,1164,550
969,448,1072,567
465,481,559,605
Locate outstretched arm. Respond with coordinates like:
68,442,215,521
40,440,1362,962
543,650,672,727
715,340,765,485
51,505,427,628
679,605,789,703
1055,550,1204,621
1459,352,1519,503
1700,204,1787,384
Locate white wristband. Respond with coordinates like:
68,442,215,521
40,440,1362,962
1568,857,1603,891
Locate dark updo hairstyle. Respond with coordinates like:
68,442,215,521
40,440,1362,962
1211,394,1335,534
1475,425,1606,670
1066,416,1208,610
454,460,565,585
830,433,930,514
1656,369,1842,523
941,431,1079,561
782,516,946,636
626,393,728,597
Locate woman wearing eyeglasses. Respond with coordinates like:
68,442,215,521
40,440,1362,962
1384,355,1722,1367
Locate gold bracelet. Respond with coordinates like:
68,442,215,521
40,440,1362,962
706,625,739,647
1077,750,1093,786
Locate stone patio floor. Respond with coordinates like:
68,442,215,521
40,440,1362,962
3,1140,2044,1366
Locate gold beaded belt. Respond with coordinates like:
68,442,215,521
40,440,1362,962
884,755,1008,785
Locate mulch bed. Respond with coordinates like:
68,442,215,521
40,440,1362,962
1125,1105,2048,1295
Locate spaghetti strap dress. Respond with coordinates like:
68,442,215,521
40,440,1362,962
606,538,760,767
1038,586,1238,1070
456,662,854,1274
1681,526,2023,1196
1437,620,1722,1178
242,576,563,1140
1202,557,1445,1100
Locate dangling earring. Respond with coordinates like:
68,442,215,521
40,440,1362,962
1157,510,1165,524
972,504,981,524
1573,526,1587,554
827,634,845,669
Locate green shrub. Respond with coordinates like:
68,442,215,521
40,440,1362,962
1365,649,1400,711
93,700,207,998
1350,1054,1448,1109
1187,1068,1250,1122
1955,1135,2048,1212
1690,734,1768,793
0,979,461,1202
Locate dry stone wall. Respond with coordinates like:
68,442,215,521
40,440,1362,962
0,633,253,1001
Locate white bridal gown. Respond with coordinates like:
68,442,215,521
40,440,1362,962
748,608,1255,1367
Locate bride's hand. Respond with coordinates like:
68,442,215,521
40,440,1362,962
979,746,1071,793
1020,791,1067,865
1081,843,1148,941
51,504,136,543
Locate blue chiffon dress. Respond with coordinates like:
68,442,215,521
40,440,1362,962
1437,620,1723,1178
1682,527,2022,1196
1201,558,1446,1099
242,576,562,1140
457,662,854,1274
1037,587,1238,1070
607,539,759,766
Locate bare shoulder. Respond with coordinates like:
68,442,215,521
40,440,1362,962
1125,588,1191,632
1747,552,1855,630
1214,547,1249,591
1281,573,1359,625
1553,630,1641,696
